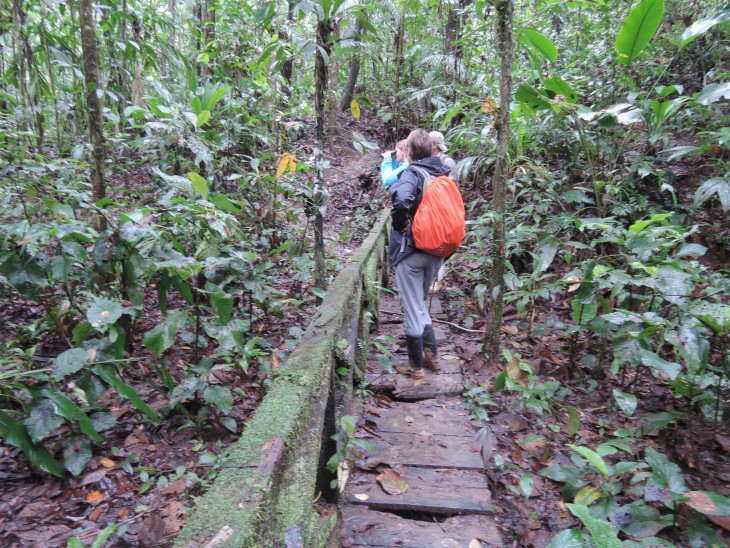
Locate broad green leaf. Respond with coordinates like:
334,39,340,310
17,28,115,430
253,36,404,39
204,386,234,414
536,235,560,272
621,500,667,537
515,84,552,111
351,99,361,120
187,172,209,198
94,365,160,421
90,412,116,432
628,213,672,234
52,348,91,380
645,447,687,494
520,28,558,63
143,309,188,356
567,444,609,476
565,405,581,436
689,301,730,335
196,109,211,127
566,503,623,548
695,82,730,106
544,75,578,104
86,297,123,333
206,85,231,111
0,411,64,476
574,485,603,505
639,349,682,380
679,11,730,50
684,491,730,515
170,377,205,406
63,437,92,476
615,0,664,65
25,400,64,442
693,177,730,213
43,387,100,441
612,388,638,416
219,416,237,433
210,292,234,326
547,529,585,548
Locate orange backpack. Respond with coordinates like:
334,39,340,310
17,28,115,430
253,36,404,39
411,170,465,258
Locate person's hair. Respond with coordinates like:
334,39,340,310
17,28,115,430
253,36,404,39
406,130,432,161
396,139,408,151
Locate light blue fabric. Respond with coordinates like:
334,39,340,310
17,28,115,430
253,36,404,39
380,157,409,187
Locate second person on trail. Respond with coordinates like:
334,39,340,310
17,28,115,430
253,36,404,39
389,129,449,379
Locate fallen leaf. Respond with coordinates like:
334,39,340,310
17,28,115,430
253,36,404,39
161,478,193,495
442,354,458,360
80,469,108,486
404,416,414,424
716,434,730,453
501,325,519,335
89,506,104,521
99,457,115,468
138,515,166,547
376,469,409,495
353,494,369,501
469,540,483,548
86,490,104,504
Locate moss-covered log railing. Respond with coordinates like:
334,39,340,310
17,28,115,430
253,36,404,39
176,210,390,547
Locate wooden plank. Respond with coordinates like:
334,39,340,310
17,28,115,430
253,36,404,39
366,355,460,376
342,507,503,547
364,399,473,436
361,431,484,470
394,373,463,399
346,466,492,514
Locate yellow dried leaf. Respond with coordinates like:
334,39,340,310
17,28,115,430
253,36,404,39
351,99,361,120
482,97,497,114
353,493,369,501
86,490,104,504
276,153,294,179
99,457,115,468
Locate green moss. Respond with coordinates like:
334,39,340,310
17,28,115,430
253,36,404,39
176,211,391,548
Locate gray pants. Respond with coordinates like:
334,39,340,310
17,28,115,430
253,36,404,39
395,252,443,337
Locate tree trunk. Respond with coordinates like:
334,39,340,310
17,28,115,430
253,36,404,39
79,0,107,228
484,0,514,363
312,16,332,299
12,0,34,145
280,0,295,91
393,11,404,138
204,0,216,74
339,17,363,112
327,21,340,148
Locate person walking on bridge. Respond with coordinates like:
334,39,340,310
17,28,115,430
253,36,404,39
389,129,448,379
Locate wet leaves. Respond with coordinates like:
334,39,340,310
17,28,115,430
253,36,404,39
376,469,409,495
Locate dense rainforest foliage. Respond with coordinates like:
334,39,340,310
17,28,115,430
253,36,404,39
1,0,730,544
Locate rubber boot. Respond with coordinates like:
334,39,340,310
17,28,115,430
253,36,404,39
405,335,425,379
423,324,441,373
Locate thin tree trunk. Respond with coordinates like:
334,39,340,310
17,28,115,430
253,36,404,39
312,16,331,299
12,0,32,145
485,0,514,363
339,17,362,111
327,21,340,148
280,0,295,92
79,0,107,229
393,11,404,137
204,0,216,74
40,3,62,151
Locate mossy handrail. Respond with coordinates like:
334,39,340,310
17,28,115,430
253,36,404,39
176,209,390,547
